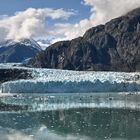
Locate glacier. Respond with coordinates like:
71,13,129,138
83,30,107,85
1,64,140,93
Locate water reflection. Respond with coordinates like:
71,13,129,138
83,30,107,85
0,93,140,140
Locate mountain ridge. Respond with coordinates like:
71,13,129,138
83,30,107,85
0,39,42,63
28,8,140,72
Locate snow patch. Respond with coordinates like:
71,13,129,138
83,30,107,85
0,38,42,51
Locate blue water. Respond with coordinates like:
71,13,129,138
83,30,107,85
0,92,140,140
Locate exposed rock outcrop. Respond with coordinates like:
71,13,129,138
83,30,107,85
28,8,140,72
0,68,32,83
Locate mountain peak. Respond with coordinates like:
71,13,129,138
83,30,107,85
0,38,42,51
0,38,42,63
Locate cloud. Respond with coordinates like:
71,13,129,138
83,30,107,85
84,0,140,25
0,0,140,44
0,8,75,42
51,0,140,42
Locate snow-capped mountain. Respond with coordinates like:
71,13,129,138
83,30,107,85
0,38,42,63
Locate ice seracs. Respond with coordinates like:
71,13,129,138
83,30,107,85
1,66,140,93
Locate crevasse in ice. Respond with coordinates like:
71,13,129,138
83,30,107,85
1,65,140,93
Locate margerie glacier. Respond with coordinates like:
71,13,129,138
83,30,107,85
1,64,140,93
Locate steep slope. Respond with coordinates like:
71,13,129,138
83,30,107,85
0,39,42,63
28,8,140,72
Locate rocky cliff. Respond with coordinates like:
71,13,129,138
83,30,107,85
28,8,140,72
0,68,32,83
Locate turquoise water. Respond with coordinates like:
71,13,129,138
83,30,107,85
0,93,140,140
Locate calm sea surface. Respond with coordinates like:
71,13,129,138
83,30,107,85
0,93,140,140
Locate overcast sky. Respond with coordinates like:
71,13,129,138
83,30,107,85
0,0,140,43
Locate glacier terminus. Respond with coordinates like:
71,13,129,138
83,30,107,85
1,63,140,93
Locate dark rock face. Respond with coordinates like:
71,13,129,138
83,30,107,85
0,39,41,63
28,8,140,72
0,69,32,83
0,101,29,111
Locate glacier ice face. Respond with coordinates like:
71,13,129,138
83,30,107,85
1,66,140,93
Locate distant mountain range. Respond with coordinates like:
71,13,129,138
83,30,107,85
27,8,140,72
0,39,42,63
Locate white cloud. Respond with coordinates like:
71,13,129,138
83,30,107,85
0,0,140,44
0,8,75,42
84,0,140,25
50,0,140,43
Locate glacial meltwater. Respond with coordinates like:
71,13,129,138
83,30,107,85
0,93,140,140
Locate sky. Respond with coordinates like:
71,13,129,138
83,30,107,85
0,0,140,44
0,0,90,23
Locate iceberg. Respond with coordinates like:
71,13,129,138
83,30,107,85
1,65,140,93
